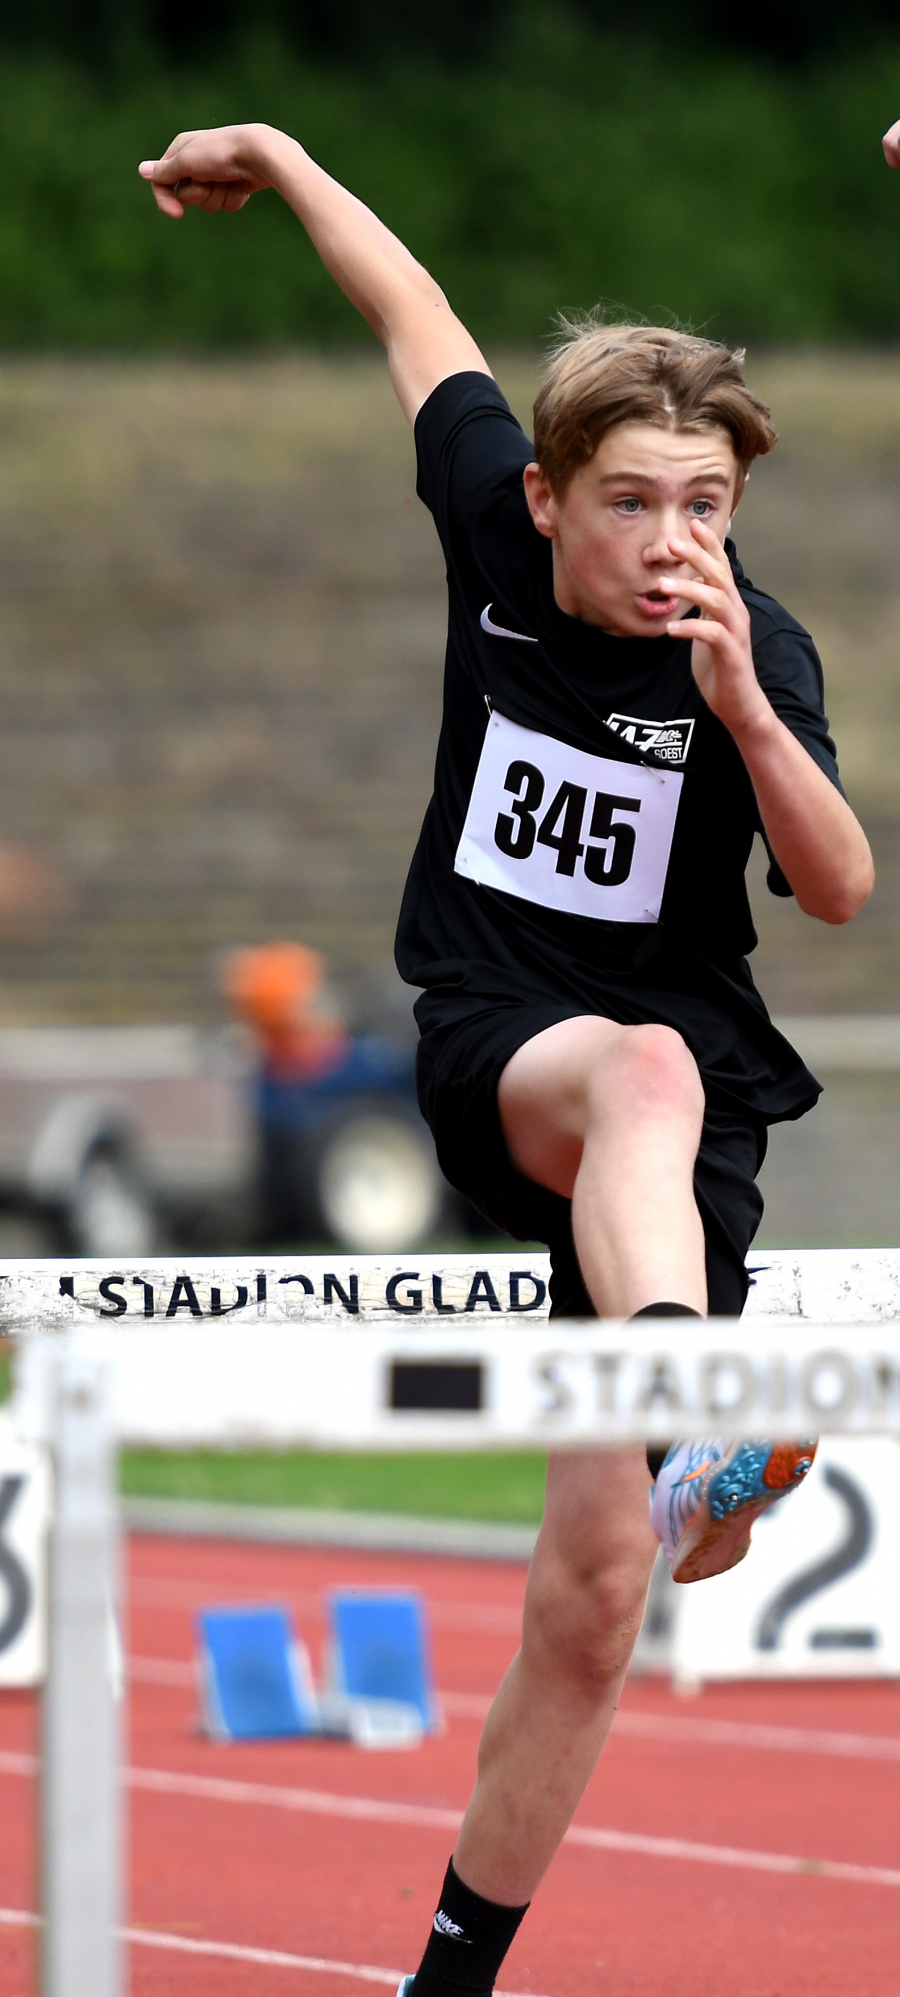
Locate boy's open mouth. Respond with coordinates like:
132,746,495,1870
636,587,680,617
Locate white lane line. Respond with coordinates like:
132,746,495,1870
0,1751,36,1778
125,1769,900,1887
442,1691,900,1762
562,1825,900,1889
0,1908,544,1994
129,1656,196,1686
126,1928,405,1983
612,1709,900,1761
437,1691,491,1718
129,1581,523,1634
3,1755,898,1890
128,1665,900,1765
130,1764,463,1830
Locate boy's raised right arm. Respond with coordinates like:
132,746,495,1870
139,123,492,425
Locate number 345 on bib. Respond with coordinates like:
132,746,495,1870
455,712,683,924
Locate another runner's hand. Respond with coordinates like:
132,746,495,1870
659,522,767,740
139,125,273,219
883,119,900,169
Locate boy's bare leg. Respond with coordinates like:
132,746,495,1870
499,1014,708,1319
453,1014,707,1904
454,1449,658,1903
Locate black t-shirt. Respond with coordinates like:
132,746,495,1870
395,373,841,1122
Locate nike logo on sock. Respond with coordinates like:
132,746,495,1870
433,1912,471,1941
480,603,538,644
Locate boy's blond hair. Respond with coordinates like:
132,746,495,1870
533,321,777,494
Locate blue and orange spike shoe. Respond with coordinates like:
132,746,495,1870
648,1438,817,1583
396,1979,415,1997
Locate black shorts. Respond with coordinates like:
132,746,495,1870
417,1000,768,1319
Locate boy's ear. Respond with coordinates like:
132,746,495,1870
730,468,750,520
523,461,560,540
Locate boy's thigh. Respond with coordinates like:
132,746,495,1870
498,1012,704,1199
497,1012,627,1197
548,1107,766,1320
415,998,587,1242
498,1012,630,1117
416,1000,766,1313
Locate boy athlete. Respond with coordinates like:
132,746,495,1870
141,126,874,1997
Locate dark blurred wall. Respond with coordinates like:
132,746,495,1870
2,0,899,65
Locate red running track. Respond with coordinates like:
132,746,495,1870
2,1531,900,1997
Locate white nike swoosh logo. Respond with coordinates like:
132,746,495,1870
480,603,538,644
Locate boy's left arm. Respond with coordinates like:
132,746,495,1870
662,523,874,925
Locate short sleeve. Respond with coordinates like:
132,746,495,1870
753,625,842,789
749,616,844,897
415,372,533,562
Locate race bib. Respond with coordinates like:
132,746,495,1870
455,712,682,923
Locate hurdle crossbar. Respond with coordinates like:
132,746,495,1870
4,1244,900,1336
9,1249,900,1451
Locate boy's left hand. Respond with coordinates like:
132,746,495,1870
883,119,900,169
660,522,768,741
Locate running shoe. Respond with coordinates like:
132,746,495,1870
648,1437,817,1583
396,1979,415,1997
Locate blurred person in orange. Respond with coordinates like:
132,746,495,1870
224,942,349,1080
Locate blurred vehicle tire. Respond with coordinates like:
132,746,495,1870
64,1143,157,1257
299,1102,447,1252
0,1211,59,1257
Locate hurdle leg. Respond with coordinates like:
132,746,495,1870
41,1342,123,1997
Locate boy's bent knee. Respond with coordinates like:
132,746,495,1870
587,1021,703,1127
523,1555,651,1694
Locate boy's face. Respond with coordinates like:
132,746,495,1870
523,421,744,638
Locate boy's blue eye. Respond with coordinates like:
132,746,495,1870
690,500,713,516
618,497,642,513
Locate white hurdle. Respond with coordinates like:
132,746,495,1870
5,1243,900,1997
38,1345,122,1997
8,1247,900,1450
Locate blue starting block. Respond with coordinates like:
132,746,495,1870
327,1590,438,1739
197,1604,319,1741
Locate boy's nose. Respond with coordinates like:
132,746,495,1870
644,538,681,568
644,515,683,562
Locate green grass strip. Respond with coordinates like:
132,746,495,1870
121,1448,547,1523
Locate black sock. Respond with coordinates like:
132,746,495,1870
629,1303,702,1479
411,1858,529,1997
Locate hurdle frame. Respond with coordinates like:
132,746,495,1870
38,1341,122,1997
7,1244,900,1997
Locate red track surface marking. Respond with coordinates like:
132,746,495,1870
4,1530,900,1996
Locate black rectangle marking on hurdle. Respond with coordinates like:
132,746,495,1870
808,1628,878,1649
389,1361,483,1412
